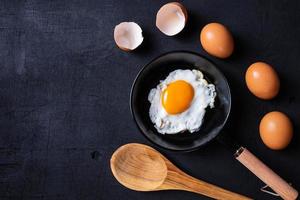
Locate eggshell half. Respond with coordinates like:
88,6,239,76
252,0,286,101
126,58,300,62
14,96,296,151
156,2,188,36
114,22,144,51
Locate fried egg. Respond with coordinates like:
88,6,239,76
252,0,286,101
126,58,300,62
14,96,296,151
148,69,216,134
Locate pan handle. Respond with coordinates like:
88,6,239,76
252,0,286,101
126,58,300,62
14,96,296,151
235,147,298,200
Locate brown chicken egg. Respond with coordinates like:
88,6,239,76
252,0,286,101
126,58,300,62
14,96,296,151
259,111,293,150
200,23,234,58
245,62,280,99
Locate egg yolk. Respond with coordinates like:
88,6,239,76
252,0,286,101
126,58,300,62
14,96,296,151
161,80,194,114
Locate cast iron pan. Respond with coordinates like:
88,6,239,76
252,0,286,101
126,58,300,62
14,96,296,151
130,51,230,151
130,51,298,199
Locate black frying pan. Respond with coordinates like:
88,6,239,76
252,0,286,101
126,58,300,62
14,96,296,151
130,51,298,199
130,51,230,152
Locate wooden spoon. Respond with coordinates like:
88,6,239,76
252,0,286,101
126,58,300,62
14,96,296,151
110,143,252,200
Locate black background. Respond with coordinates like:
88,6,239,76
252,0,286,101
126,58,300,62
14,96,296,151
0,0,299,199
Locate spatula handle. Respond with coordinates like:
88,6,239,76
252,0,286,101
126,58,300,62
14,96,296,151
235,147,298,200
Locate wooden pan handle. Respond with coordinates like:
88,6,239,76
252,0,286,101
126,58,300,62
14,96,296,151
235,147,298,200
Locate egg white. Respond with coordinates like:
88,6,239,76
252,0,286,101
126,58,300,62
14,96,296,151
148,69,216,134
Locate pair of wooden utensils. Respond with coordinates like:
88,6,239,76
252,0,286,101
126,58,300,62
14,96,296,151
110,143,298,200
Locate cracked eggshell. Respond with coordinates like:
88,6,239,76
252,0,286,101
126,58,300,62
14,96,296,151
156,2,188,36
114,22,144,51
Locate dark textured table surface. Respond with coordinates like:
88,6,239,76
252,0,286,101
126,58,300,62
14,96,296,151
0,0,300,199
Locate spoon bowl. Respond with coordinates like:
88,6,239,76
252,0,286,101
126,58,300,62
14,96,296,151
110,143,167,191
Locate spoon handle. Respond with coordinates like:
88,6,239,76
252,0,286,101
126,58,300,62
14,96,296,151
162,170,252,200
